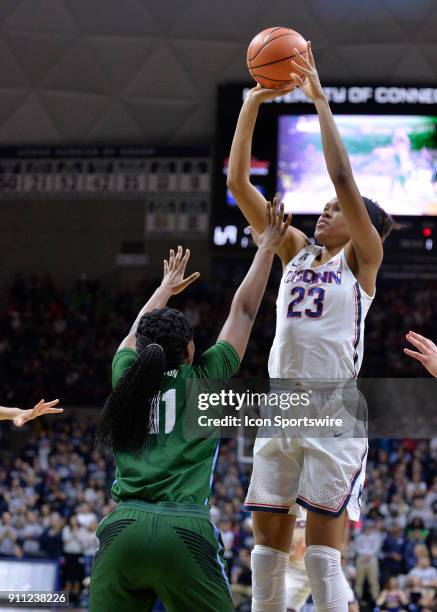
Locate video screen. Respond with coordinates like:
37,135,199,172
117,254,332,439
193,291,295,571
277,115,437,215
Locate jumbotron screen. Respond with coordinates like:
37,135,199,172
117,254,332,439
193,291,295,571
277,114,437,215
213,84,437,251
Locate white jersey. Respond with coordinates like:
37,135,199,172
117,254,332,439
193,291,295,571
268,245,374,379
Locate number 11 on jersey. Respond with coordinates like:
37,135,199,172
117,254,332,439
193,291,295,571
151,389,176,434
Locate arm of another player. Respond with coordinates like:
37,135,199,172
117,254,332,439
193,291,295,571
404,331,437,377
291,42,383,273
117,246,200,351
226,84,309,266
218,196,291,361
0,399,63,427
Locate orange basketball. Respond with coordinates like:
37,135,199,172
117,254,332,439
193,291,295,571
247,27,307,89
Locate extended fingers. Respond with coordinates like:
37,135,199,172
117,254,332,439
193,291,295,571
179,248,191,274
169,249,175,269
290,72,305,86
407,331,436,351
278,201,285,225
180,272,200,290
307,40,315,67
270,196,278,225
175,245,183,265
405,332,430,355
281,210,292,234
293,47,312,69
404,348,426,363
266,201,271,224
291,60,312,76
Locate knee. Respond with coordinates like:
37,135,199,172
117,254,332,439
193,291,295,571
304,545,346,610
305,544,341,578
251,544,289,605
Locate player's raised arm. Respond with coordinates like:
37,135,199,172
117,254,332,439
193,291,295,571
217,195,291,361
117,246,200,351
291,42,383,275
0,399,63,427
226,84,309,265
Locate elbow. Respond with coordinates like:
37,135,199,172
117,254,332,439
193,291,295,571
232,297,257,325
240,304,257,324
226,176,240,192
331,167,353,185
226,175,248,193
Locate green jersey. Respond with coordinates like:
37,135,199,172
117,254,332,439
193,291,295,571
110,341,240,506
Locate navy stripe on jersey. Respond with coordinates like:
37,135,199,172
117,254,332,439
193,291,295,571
352,282,362,377
296,446,368,518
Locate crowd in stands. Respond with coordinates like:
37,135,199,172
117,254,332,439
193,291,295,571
0,272,436,610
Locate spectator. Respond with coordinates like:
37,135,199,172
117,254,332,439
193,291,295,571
375,576,409,611
62,515,85,605
82,520,99,577
41,512,63,559
219,519,237,576
354,520,381,602
21,510,43,557
0,512,21,558
408,496,434,530
406,575,436,609
76,503,97,529
407,554,437,588
380,524,406,584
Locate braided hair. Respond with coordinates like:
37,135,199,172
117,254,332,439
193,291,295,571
96,307,194,455
362,197,401,242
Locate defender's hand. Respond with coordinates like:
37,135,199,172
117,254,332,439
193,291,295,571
257,194,292,254
161,246,200,295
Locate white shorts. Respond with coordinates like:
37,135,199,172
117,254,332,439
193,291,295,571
286,564,311,611
244,387,368,520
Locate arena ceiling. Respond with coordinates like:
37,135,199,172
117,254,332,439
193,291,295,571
0,0,436,146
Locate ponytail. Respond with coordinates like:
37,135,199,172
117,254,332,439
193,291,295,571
96,344,167,455
362,197,402,242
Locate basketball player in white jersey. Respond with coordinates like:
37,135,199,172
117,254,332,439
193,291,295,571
227,41,398,611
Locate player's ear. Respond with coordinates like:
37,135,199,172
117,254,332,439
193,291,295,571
184,339,195,363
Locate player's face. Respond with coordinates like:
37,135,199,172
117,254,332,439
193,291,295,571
186,339,195,364
314,198,350,247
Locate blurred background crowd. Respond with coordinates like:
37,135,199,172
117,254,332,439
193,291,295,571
1,271,435,408
0,273,436,610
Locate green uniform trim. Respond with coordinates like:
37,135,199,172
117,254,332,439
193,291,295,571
118,499,211,519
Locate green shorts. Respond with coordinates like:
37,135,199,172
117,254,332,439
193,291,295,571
89,500,234,612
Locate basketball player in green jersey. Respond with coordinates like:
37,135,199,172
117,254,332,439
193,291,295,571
89,198,291,612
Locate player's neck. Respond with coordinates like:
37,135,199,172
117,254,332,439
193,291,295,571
315,244,343,264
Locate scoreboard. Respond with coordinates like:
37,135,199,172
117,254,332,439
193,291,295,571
0,145,210,237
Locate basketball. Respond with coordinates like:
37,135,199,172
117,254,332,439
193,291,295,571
247,27,307,89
